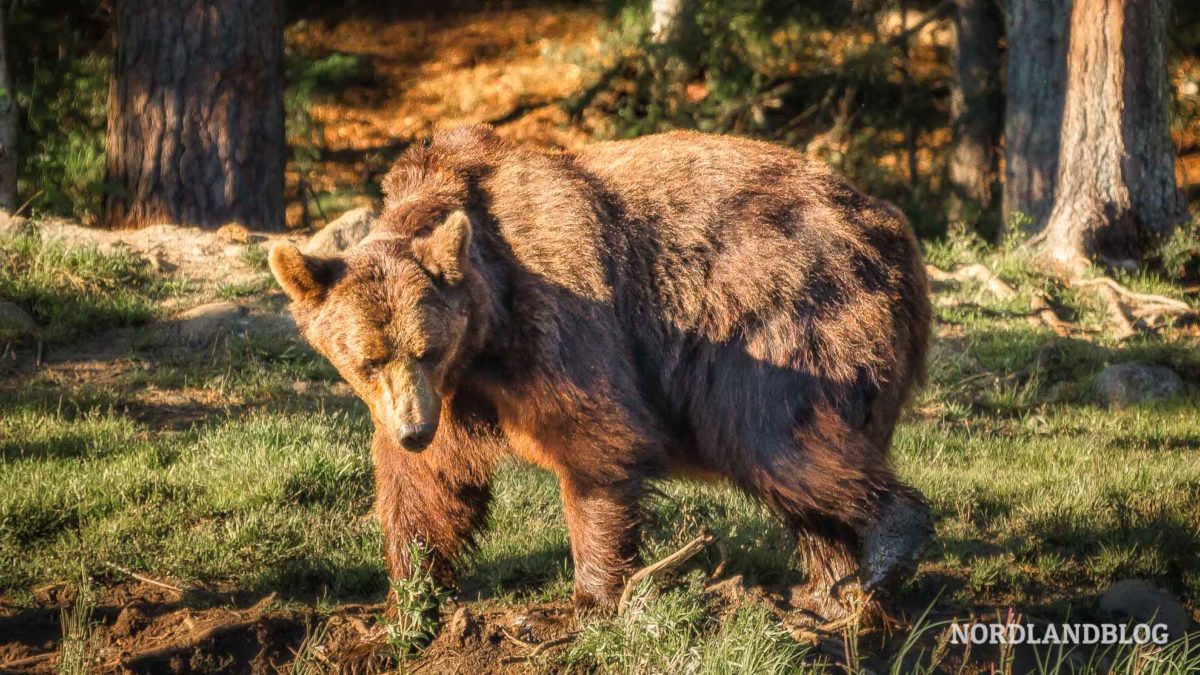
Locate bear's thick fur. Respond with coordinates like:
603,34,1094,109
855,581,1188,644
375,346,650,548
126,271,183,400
270,125,933,619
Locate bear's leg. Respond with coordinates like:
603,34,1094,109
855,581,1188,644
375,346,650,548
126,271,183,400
746,410,932,623
373,430,498,589
559,476,644,615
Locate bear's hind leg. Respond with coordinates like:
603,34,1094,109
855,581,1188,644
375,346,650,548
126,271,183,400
745,410,932,623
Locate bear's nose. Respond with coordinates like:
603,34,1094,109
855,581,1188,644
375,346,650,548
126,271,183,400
397,423,436,451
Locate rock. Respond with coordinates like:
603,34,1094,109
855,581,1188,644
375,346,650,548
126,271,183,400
243,313,298,340
167,304,299,346
1100,579,1191,642
173,302,248,344
216,222,252,244
1095,363,1184,407
0,301,37,341
302,208,377,256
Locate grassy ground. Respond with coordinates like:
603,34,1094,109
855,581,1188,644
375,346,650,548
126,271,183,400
1,224,1199,672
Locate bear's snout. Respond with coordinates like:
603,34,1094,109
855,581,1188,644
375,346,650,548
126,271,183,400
397,421,437,452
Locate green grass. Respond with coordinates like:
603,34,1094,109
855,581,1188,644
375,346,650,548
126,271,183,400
1,226,1198,670
568,573,812,673
0,226,182,342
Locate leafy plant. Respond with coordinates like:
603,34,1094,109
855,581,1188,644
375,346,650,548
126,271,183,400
377,543,446,659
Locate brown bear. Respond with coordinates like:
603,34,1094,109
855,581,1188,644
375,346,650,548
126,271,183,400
269,125,933,620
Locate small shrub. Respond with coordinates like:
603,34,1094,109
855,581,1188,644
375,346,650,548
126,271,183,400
378,544,446,659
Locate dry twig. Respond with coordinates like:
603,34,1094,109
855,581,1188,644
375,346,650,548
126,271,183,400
103,561,192,595
617,531,715,616
499,634,578,664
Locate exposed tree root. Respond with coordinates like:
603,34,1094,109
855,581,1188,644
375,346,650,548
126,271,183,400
499,633,578,664
116,592,277,670
0,651,55,670
926,264,1068,335
1073,276,1195,337
928,262,1195,338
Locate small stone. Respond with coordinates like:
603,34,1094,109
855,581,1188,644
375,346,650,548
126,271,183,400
1095,363,1183,407
222,245,243,258
0,301,37,341
1099,579,1191,642
291,380,310,395
302,208,377,256
173,302,247,344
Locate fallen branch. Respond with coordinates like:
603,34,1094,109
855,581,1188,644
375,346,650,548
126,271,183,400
618,531,715,616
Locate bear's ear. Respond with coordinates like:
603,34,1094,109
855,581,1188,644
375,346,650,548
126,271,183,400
269,243,341,302
413,210,472,285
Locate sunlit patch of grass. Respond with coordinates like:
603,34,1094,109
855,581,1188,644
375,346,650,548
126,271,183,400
0,226,177,342
567,572,812,673
216,275,276,300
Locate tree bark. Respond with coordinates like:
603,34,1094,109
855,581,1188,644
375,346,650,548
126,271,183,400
1003,0,1071,233
105,0,285,231
1041,0,1182,271
947,0,1002,228
0,8,17,212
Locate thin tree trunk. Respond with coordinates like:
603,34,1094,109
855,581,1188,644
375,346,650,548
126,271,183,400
947,0,1002,228
1003,0,1071,233
650,0,688,45
0,8,17,212
1041,0,1182,271
105,0,285,231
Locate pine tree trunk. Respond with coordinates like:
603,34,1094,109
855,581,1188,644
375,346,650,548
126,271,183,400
947,0,1002,229
1003,0,1071,232
105,0,285,231
0,8,17,212
1041,0,1182,271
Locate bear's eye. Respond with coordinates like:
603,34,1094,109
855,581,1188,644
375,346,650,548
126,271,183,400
360,357,387,378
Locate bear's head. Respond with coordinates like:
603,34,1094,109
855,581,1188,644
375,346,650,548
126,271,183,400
269,210,480,452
